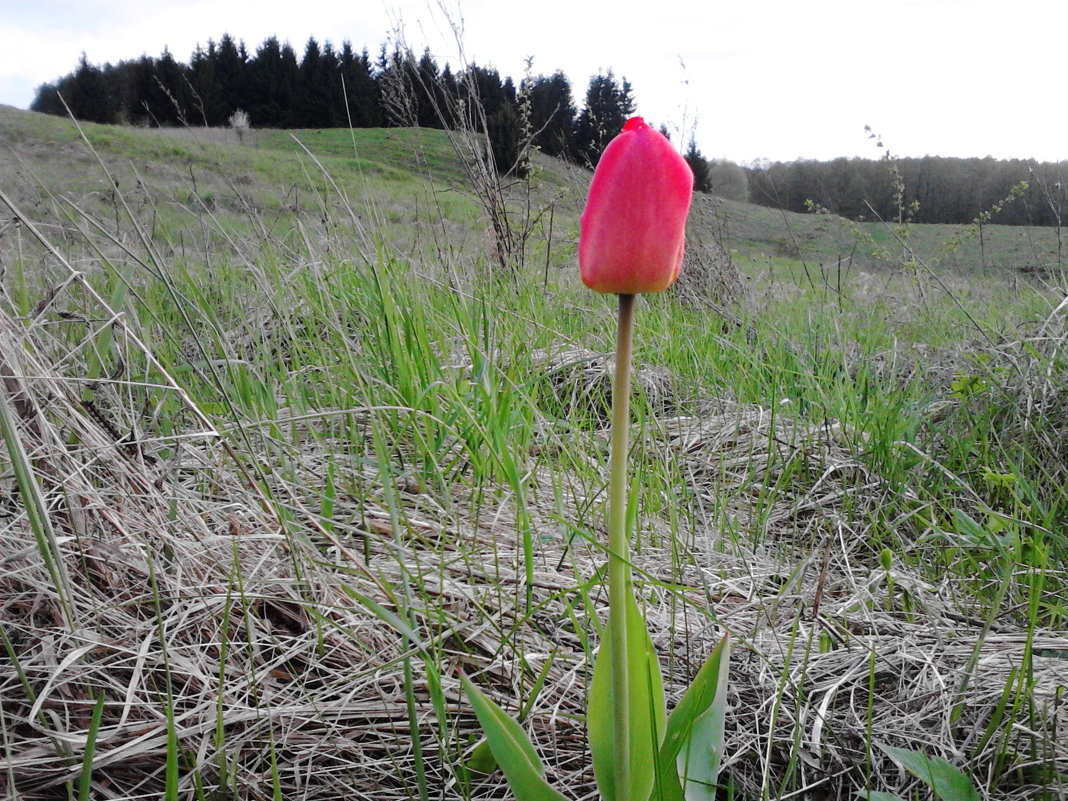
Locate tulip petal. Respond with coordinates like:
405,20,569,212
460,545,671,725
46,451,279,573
579,117,694,294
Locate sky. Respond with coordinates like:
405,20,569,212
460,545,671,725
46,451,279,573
1,0,1064,165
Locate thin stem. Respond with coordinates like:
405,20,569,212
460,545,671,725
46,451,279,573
608,292,635,801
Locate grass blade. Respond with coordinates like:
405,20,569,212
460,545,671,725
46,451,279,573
77,693,107,801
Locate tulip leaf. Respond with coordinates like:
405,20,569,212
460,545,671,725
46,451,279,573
877,744,980,801
460,675,570,801
655,634,730,801
465,737,498,775
854,792,907,801
589,593,666,801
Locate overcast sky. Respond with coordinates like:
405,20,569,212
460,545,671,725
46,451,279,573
1,0,1064,164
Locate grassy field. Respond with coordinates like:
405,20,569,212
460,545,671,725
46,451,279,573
1,103,1066,801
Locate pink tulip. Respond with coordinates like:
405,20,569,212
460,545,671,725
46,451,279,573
579,117,694,294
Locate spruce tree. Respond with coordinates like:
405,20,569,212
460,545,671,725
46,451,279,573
439,63,459,119
214,34,249,122
377,46,416,127
338,44,381,127
462,64,511,127
150,49,191,125
487,101,527,177
246,36,297,126
297,37,337,127
684,139,711,194
573,71,635,167
29,82,65,116
66,53,119,123
526,71,575,159
413,49,445,128
128,55,160,125
189,42,227,126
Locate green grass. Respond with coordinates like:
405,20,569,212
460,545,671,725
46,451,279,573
0,104,1065,801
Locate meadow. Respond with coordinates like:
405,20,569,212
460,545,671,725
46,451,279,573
0,103,1066,800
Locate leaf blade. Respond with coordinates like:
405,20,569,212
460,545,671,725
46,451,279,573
461,675,570,801
588,593,666,801
878,744,980,801
656,634,731,801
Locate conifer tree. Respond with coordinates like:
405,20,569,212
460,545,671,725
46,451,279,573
413,49,445,128
377,46,417,127
297,37,338,127
487,101,527,177
573,71,635,167
338,44,382,127
144,49,190,125
246,36,297,126
684,138,712,194
128,55,160,125
65,53,119,123
188,42,227,125
462,64,512,127
526,71,575,159
439,63,459,118
29,82,65,116
214,34,249,121
456,64,525,176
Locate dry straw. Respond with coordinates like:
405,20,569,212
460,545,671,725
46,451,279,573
0,192,1065,800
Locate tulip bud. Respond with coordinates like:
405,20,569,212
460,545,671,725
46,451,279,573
579,117,694,294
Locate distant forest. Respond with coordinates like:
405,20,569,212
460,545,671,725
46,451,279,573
746,155,1067,228
30,34,646,182
32,35,1068,228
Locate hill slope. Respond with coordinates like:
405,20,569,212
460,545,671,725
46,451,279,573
1,105,1066,801
5,105,1063,283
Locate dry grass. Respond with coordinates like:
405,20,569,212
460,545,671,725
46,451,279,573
2,270,1065,800
1,106,1066,801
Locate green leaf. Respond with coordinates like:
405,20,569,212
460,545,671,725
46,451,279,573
465,650,558,778
465,737,498,775
460,675,570,801
520,649,559,719
588,593,666,801
656,634,731,801
853,792,907,801
878,744,980,801
951,509,988,543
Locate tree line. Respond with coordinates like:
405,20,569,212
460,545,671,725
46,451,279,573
32,37,1065,227
743,155,1067,228
31,34,715,180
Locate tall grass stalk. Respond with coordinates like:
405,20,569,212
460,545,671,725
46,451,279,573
0,384,75,629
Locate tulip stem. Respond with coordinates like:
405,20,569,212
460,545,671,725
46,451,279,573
608,292,635,801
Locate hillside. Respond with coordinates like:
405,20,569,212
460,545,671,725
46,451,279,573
1,105,1066,801
4,105,1063,284
6,104,1065,284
